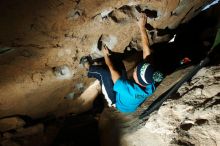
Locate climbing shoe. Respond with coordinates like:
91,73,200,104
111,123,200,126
79,55,94,69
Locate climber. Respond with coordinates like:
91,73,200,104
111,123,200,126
80,13,163,113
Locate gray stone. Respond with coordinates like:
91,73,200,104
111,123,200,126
53,65,73,80
0,47,14,54
64,92,75,100
202,84,220,98
75,83,84,91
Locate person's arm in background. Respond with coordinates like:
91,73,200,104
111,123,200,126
102,46,121,83
137,13,151,59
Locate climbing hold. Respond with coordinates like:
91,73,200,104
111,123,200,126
64,92,75,100
53,65,72,80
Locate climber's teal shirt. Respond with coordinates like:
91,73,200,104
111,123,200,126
113,77,155,113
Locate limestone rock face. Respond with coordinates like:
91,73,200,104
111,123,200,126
121,66,220,146
0,117,25,132
0,0,213,118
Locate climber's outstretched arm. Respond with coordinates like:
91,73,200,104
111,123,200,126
102,46,121,83
138,13,151,59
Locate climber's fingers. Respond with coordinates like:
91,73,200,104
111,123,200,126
137,13,147,27
102,45,110,56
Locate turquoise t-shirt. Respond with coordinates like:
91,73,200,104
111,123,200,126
113,77,155,113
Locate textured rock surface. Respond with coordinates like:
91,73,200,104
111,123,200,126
0,117,25,132
3,123,44,139
0,0,213,118
121,66,220,146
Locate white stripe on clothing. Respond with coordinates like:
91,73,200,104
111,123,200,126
88,70,113,107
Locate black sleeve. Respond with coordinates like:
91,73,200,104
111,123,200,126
143,54,155,67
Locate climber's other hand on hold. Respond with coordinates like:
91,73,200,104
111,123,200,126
137,13,147,28
102,45,111,56
137,13,151,58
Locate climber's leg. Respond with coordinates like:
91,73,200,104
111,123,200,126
88,65,116,106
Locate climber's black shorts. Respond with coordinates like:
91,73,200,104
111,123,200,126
87,59,127,107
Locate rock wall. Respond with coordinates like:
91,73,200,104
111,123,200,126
0,0,213,118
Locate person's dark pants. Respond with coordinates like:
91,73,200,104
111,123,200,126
88,56,127,107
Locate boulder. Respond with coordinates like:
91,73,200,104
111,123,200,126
0,117,25,132
0,0,215,118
